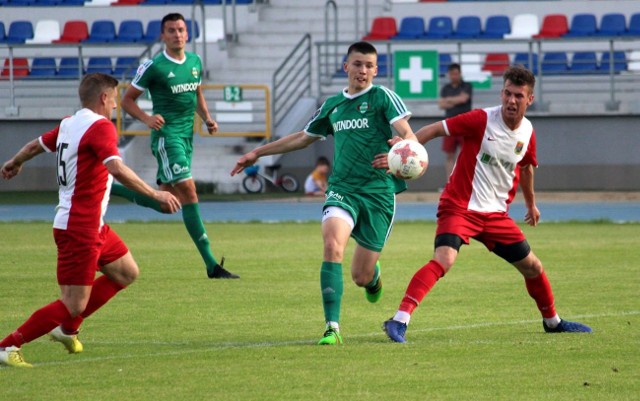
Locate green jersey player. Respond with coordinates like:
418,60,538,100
231,41,420,345
120,13,238,279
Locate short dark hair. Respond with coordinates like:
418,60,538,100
79,73,118,107
347,41,378,58
162,13,186,32
316,156,330,167
447,63,461,73
503,65,536,93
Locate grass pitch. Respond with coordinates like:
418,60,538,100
0,221,638,400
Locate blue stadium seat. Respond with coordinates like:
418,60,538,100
140,0,168,4
450,16,482,39
439,53,452,76
594,13,626,37
424,16,453,39
5,21,34,44
563,14,597,37
542,52,569,75
513,52,539,75
5,0,36,5
623,13,640,36
28,57,57,79
86,57,113,74
0,22,6,43
57,57,83,79
185,19,199,42
141,20,161,44
599,51,627,74
114,57,139,79
114,20,144,43
570,52,599,74
58,0,85,4
479,15,510,39
391,16,425,40
378,54,391,76
83,20,116,43
34,0,62,5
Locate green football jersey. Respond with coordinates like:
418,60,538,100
131,51,203,138
305,85,410,194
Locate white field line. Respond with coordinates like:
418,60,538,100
20,310,639,368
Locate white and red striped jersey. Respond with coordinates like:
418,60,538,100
39,109,122,232
441,106,537,213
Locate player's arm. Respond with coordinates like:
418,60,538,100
1,139,45,180
414,121,447,145
195,86,218,135
230,131,319,176
106,158,181,213
121,86,165,131
392,118,418,142
519,164,540,227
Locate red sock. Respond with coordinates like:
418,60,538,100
61,275,125,333
0,300,72,348
525,271,557,318
399,260,446,314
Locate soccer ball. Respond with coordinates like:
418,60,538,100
387,140,429,180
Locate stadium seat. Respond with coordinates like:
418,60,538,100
362,17,397,41
58,0,85,5
391,16,425,40
623,13,640,36
504,14,539,39
54,21,89,43
542,52,569,75
594,13,626,37
195,18,225,43
479,15,510,39
84,0,117,6
34,0,62,5
57,57,83,79
86,57,113,74
83,20,117,43
600,51,627,73
185,20,200,42
26,20,61,44
111,0,143,5
113,56,139,79
533,14,568,39
1,58,29,80
460,53,491,83
627,50,640,72
141,20,162,43
28,57,57,78
482,53,510,76
424,16,453,39
0,22,7,43
140,0,168,4
570,51,599,74
450,16,482,39
378,53,391,76
5,21,34,44
563,14,597,37
513,52,539,75
5,0,36,5
113,20,144,43
439,53,452,76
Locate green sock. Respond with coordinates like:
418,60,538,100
365,262,381,290
182,203,219,270
110,183,164,213
320,261,344,323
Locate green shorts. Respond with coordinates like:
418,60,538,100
323,187,396,252
150,135,193,185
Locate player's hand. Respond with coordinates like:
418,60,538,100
524,205,540,227
372,153,389,170
387,136,403,147
230,152,258,176
1,160,22,180
156,191,181,214
145,114,165,131
205,119,218,135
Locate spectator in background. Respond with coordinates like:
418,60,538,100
304,156,330,196
438,63,472,188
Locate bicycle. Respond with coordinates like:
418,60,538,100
242,164,300,194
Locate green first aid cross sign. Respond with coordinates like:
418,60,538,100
393,50,439,99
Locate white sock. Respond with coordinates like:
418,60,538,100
326,321,339,331
393,311,411,324
544,314,561,328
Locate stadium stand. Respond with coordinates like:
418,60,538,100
0,58,29,79
28,57,57,78
424,16,453,39
504,14,539,39
541,52,569,75
595,13,627,36
564,13,598,37
84,0,117,6
570,51,599,74
113,56,139,79
439,53,451,76
533,14,568,38
4,21,34,44
450,15,482,39
53,20,89,43
26,20,61,44
86,57,114,74
113,20,144,43
195,18,225,43
479,15,510,39
83,20,117,43
513,52,539,75
140,20,162,43
600,51,627,73
362,16,397,40
628,50,640,71
0,23,6,43
624,13,640,36
391,16,425,40
482,53,510,76
57,57,83,78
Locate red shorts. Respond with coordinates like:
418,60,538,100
436,203,526,252
54,224,129,286
442,135,464,153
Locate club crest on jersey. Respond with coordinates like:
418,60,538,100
515,141,524,155
357,102,369,114
191,67,199,79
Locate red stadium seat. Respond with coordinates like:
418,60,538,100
533,14,569,38
53,21,89,44
111,0,143,5
482,53,510,76
362,17,397,41
1,58,30,80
